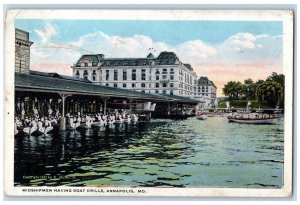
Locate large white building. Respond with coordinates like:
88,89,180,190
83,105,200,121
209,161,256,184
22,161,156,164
72,52,198,97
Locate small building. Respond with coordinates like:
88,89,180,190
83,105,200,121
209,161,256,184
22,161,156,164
15,29,33,73
195,76,217,108
72,52,198,98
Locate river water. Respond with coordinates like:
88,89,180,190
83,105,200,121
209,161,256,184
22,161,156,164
14,116,284,188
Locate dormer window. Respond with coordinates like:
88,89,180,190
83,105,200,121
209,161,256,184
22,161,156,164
84,62,88,66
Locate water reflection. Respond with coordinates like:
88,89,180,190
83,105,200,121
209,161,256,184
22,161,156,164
14,118,284,188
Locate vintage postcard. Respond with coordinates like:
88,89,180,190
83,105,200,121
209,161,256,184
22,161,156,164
4,9,294,197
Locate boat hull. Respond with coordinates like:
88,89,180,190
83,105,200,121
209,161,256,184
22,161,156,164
228,118,277,124
196,115,207,120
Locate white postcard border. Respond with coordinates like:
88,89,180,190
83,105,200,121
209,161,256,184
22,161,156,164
4,9,294,197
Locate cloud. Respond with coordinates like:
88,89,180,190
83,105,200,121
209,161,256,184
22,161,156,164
210,33,283,65
34,23,57,45
29,25,283,96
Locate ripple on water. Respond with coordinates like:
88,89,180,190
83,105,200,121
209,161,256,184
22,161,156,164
15,116,284,188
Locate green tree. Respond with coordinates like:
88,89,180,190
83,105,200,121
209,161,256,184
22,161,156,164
223,81,243,99
255,73,284,108
242,78,256,99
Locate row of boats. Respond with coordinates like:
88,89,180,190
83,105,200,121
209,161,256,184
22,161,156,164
196,111,281,124
14,112,140,137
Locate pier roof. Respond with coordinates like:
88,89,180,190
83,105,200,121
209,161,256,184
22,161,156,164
160,94,201,104
15,71,199,104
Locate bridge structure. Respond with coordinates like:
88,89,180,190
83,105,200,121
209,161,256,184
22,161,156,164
15,71,201,130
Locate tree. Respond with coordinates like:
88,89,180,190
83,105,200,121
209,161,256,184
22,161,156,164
242,78,255,99
223,81,243,99
255,73,284,108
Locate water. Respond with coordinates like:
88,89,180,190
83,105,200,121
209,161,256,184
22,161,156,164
14,117,284,188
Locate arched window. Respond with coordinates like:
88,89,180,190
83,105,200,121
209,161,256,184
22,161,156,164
141,83,146,88
83,70,88,80
163,83,167,87
92,70,96,81
132,83,136,88
155,83,159,88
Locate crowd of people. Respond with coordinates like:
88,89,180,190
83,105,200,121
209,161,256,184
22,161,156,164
14,108,139,136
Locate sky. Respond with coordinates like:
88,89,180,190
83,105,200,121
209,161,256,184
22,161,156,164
15,19,283,96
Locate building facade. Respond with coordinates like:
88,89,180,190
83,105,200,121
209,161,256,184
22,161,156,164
72,52,198,98
195,76,217,108
15,29,33,73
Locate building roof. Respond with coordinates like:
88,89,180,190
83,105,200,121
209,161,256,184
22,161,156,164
74,51,193,71
15,71,199,104
198,76,217,88
147,52,155,59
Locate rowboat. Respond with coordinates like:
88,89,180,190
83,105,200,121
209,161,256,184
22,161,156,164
196,113,207,120
227,116,277,124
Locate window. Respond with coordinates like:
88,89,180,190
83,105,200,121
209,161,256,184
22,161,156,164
156,75,159,80
141,83,146,88
114,70,118,81
132,69,136,80
163,68,167,72
155,83,159,88
106,83,109,86
155,69,160,74
170,90,174,95
132,83,136,88
141,69,146,80
170,83,174,87
106,70,109,80
123,70,127,80
162,75,167,79
170,68,174,72
92,70,96,81
162,90,166,94
163,83,167,87
114,83,118,88
155,90,159,94
170,75,174,80
84,62,88,66
75,70,80,78
123,83,127,88
83,70,88,80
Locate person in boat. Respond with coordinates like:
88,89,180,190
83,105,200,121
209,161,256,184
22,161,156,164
48,107,53,117
55,110,60,119
33,107,39,119
21,109,25,120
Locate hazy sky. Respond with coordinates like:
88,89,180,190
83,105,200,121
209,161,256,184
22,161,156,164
15,19,283,96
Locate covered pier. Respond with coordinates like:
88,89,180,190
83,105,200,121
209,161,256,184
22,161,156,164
15,71,200,130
